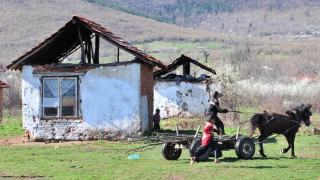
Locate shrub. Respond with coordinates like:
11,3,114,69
1,71,22,111
237,79,320,113
213,64,241,126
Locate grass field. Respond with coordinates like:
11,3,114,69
0,114,24,139
0,114,319,179
0,134,319,179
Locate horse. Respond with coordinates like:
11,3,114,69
249,104,312,158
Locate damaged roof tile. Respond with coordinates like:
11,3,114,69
154,54,216,78
6,15,167,70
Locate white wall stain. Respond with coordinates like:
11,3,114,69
140,95,149,132
80,65,141,135
21,66,41,132
154,81,219,119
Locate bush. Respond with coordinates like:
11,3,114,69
1,71,22,110
237,79,320,113
213,64,241,126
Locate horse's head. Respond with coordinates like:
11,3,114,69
294,104,312,126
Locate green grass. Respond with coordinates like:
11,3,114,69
0,134,319,179
311,113,320,119
136,41,221,49
260,54,289,60
0,114,24,139
236,106,262,124
0,114,319,179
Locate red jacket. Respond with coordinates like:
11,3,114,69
202,123,218,146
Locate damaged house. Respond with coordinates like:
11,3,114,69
6,15,166,141
154,54,219,119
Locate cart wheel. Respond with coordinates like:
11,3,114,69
235,136,255,159
189,139,212,162
162,143,182,160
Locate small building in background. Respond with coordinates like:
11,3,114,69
298,74,319,82
6,16,166,141
153,54,219,119
0,80,9,124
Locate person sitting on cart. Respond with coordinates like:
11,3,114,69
190,117,222,164
207,91,229,135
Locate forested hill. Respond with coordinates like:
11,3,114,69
86,0,320,40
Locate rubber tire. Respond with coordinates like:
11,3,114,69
189,139,212,162
162,143,182,160
235,136,255,159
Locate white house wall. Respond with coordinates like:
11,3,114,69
22,66,42,132
154,81,219,119
80,65,142,136
21,64,145,141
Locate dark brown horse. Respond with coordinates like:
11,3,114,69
249,104,312,158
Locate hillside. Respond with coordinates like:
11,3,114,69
0,0,229,65
1,0,320,81
90,0,320,41
1,0,320,114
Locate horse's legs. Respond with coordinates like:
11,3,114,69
258,134,268,157
280,135,291,154
257,128,273,158
290,134,296,158
281,134,296,158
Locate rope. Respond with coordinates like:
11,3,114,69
229,110,258,115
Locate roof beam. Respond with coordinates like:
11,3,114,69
94,35,100,64
75,18,166,68
77,24,85,64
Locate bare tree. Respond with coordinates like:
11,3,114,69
202,50,210,63
1,71,22,115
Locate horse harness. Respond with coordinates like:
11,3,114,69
259,115,301,128
232,110,304,143
254,112,302,144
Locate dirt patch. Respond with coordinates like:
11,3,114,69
162,174,185,180
0,170,11,177
0,135,91,146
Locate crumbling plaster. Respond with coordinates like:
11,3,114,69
154,81,219,119
21,64,148,141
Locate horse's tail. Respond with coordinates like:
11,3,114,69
249,114,265,138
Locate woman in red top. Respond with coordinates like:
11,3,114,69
190,118,222,164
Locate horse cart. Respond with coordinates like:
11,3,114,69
161,126,255,161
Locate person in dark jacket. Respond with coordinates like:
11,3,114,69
207,91,229,135
153,109,161,131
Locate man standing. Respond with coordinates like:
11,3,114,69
207,91,229,135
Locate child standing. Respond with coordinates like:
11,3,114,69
153,109,161,131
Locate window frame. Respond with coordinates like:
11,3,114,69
42,76,79,119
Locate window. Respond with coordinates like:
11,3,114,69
42,77,78,118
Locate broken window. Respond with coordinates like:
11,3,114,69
42,77,78,118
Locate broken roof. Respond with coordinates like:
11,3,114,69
154,54,216,78
6,15,166,70
0,81,9,88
